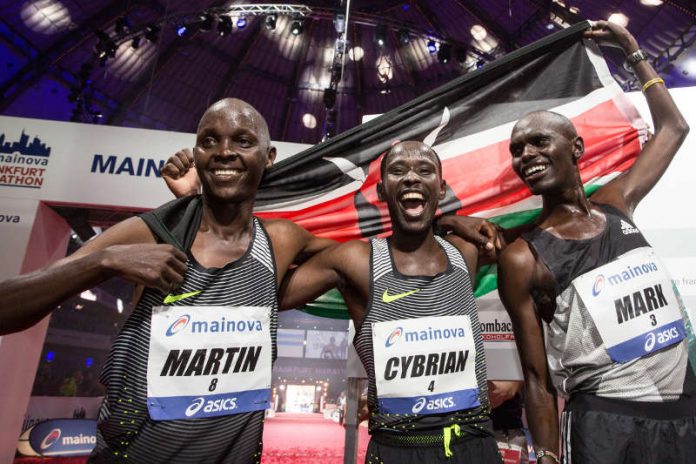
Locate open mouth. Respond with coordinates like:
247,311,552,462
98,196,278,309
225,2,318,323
523,163,548,181
210,168,244,180
399,191,426,217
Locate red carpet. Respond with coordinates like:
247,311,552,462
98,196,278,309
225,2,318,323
15,413,369,464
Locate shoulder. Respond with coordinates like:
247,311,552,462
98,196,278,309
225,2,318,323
498,238,535,272
444,234,478,270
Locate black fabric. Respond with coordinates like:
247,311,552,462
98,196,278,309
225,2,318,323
366,433,501,464
563,406,696,464
491,395,524,431
139,195,203,252
521,203,650,294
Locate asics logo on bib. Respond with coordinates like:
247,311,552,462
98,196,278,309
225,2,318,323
40,429,61,450
411,396,455,414
165,315,263,337
166,315,191,336
644,327,680,352
185,396,237,417
592,261,659,297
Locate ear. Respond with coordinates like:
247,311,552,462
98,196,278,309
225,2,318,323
266,145,277,168
377,181,386,202
572,136,584,161
439,178,447,200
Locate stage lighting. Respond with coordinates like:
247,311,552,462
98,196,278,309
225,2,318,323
291,20,303,36
176,23,188,37
217,15,232,36
427,40,437,54
237,16,247,29
398,29,410,45
265,15,277,30
374,24,386,47
199,13,214,31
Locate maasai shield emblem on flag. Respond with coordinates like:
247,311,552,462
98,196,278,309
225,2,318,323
255,21,647,319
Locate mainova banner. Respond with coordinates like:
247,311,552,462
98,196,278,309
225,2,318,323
18,419,96,457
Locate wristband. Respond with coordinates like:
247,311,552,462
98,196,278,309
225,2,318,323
536,449,560,463
623,49,648,72
641,77,665,93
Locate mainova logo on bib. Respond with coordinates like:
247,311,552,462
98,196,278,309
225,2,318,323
165,314,263,337
592,260,659,297
40,428,61,450
384,325,467,348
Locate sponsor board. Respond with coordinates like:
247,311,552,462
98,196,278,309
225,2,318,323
25,419,96,457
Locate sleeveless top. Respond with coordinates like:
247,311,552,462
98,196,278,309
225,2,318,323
522,203,695,401
353,236,491,435
90,213,278,464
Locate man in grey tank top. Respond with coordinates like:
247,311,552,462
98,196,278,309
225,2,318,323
497,21,695,464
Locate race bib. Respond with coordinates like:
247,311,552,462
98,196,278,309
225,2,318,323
573,247,685,363
147,305,272,420
372,315,479,415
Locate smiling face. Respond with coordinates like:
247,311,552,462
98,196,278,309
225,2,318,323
378,141,445,235
509,111,583,195
194,99,276,203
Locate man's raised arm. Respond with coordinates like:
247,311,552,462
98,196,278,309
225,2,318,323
0,217,187,335
586,20,689,213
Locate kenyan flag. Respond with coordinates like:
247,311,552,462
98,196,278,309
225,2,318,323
255,21,647,318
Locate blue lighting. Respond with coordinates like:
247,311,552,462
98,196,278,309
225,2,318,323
402,4,410,11
176,25,187,37
46,351,55,362
237,17,247,29
86,357,93,368
427,40,437,54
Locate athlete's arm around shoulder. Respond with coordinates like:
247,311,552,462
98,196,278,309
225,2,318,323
277,239,370,315
0,217,188,335
261,218,337,286
497,239,559,457
587,21,689,216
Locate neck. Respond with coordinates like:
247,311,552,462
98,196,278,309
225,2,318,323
539,182,592,221
199,195,255,239
389,226,439,253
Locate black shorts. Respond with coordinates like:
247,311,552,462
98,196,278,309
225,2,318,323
366,431,501,464
561,394,696,464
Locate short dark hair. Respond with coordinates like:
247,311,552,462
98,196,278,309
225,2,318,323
380,141,442,180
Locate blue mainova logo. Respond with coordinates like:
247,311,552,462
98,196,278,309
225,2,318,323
166,314,191,336
592,274,606,296
40,428,61,450
385,327,403,347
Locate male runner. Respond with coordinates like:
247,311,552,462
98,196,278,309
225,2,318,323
497,21,695,464
278,141,501,463
0,98,336,463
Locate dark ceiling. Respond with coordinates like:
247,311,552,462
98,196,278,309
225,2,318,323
1,0,695,145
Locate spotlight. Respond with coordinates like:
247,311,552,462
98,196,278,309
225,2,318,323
398,29,410,45
131,36,141,49
199,13,214,31
236,16,247,29
427,40,437,54
291,20,303,36
176,23,188,37
476,59,485,69
437,43,451,64
374,24,387,47
217,15,232,36
144,24,160,42
265,15,277,30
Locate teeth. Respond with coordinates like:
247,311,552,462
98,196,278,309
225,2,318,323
524,165,547,177
213,169,242,176
401,192,425,201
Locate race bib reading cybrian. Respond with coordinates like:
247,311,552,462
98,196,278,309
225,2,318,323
573,247,685,363
372,315,479,415
147,305,272,421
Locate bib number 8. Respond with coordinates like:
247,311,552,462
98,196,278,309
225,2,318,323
209,378,219,392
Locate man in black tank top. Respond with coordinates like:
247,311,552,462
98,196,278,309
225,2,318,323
497,21,695,464
279,141,501,463
0,99,342,463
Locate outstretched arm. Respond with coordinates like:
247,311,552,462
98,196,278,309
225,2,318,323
498,241,558,460
586,20,689,214
0,217,188,335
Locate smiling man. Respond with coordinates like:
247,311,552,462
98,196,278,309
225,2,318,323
278,141,500,463
497,21,696,464
0,98,338,463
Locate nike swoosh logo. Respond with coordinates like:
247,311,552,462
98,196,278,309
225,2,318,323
163,290,202,304
382,289,420,303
